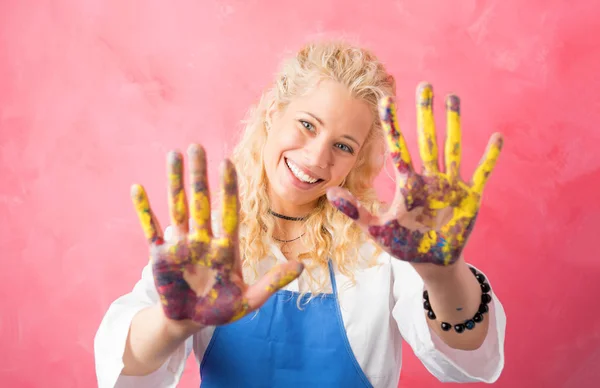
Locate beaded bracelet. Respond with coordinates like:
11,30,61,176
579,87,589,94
423,267,492,333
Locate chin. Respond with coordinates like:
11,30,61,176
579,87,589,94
273,181,322,205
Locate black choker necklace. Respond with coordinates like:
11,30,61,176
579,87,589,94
268,209,307,222
272,233,305,243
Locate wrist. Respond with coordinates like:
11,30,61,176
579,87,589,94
423,268,492,350
421,261,482,321
425,260,472,289
157,306,203,339
411,256,464,287
423,265,492,332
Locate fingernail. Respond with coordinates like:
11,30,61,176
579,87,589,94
187,144,204,157
130,184,144,200
494,135,504,150
168,150,183,164
417,82,433,108
378,96,395,123
221,160,237,194
446,95,460,114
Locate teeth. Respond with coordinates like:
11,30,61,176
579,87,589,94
286,159,318,183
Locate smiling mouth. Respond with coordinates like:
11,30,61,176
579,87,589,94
285,158,323,184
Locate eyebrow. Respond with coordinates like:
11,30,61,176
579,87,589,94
301,111,362,147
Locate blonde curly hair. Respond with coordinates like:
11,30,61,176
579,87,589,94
231,39,396,294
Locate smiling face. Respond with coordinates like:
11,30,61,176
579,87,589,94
263,79,374,213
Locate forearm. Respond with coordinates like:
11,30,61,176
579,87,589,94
122,304,199,376
418,258,489,351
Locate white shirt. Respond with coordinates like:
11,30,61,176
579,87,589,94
94,237,506,388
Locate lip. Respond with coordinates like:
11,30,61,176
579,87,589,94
285,158,323,180
284,158,324,190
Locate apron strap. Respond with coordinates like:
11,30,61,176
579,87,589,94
327,260,339,296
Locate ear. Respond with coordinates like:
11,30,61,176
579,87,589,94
265,100,276,127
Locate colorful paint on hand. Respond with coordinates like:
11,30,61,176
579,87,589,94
416,83,439,173
220,160,239,239
332,84,503,267
188,144,212,244
168,151,189,228
445,94,461,181
153,245,247,325
131,184,163,245
330,197,359,220
265,261,305,293
367,214,478,266
379,96,412,178
132,145,302,326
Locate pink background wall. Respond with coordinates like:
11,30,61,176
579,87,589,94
1,0,599,387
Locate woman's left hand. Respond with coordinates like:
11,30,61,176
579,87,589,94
327,82,503,269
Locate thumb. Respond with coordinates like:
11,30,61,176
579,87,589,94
244,260,304,311
326,187,377,230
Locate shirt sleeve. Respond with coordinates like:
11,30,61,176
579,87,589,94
391,259,506,383
94,260,193,388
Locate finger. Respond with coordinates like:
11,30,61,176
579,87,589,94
187,144,212,244
167,151,189,235
219,159,239,240
378,96,413,180
471,133,504,194
445,94,462,180
244,260,304,311
131,184,164,245
326,186,377,230
416,82,440,174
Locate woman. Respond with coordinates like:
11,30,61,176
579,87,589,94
95,40,506,387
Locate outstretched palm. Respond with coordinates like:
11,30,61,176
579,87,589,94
328,83,503,266
131,145,304,326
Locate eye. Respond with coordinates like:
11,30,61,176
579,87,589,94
300,120,315,132
335,143,354,154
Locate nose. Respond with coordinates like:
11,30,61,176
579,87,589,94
304,138,333,169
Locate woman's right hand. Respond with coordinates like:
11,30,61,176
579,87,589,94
130,144,304,331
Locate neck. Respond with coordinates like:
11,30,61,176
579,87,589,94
268,190,317,221
268,192,316,238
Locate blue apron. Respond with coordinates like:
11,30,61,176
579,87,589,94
199,261,373,387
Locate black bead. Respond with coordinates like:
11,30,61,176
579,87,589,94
464,319,476,330
478,303,489,314
473,312,484,323
476,273,487,284
480,282,491,293
469,266,477,275
481,293,492,304
423,290,429,300
427,310,436,320
441,322,452,331
454,324,466,333
423,300,431,310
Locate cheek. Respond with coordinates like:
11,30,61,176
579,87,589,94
330,157,357,183
262,140,279,173
268,127,304,158
263,133,291,174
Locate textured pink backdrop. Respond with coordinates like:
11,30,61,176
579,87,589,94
1,0,599,387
